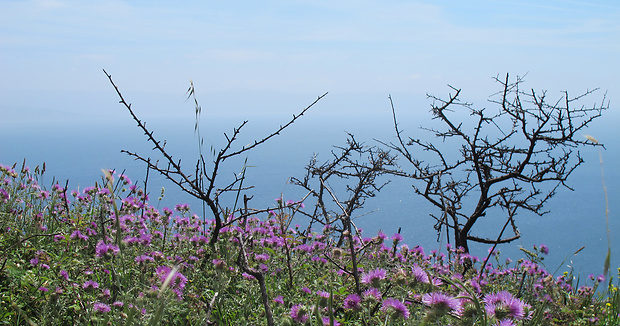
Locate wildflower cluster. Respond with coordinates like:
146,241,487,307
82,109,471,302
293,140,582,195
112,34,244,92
0,163,618,325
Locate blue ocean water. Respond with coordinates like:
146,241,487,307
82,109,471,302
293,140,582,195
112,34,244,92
2,104,618,282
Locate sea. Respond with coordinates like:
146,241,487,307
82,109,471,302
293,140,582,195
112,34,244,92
2,93,618,284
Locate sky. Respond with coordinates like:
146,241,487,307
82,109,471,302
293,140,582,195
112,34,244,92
1,0,619,120
1,0,619,276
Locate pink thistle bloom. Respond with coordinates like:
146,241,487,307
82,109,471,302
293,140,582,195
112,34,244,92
82,280,99,292
294,244,313,253
70,230,88,241
254,253,270,262
316,290,330,306
290,304,309,323
321,316,341,326
317,290,330,298
242,272,255,280
363,287,382,303
93,302,111,313
0,188,9,203
361,268,387,288
95,241,120,258
493,319,517,326
156,266,188,293
422,292,460,316
411,265,430,284
118,174,132,185
539,244,549,255
343,293,362,311
483,291,526,321
381,298,410,320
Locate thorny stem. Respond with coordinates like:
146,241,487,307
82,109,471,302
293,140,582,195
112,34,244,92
103,69,326,246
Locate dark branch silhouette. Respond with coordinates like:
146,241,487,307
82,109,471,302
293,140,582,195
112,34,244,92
104,69,327,245
383,73,607,253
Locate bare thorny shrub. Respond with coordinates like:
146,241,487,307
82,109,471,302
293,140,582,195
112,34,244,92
104,70,326,245
381,74,607,265
291,135,398,296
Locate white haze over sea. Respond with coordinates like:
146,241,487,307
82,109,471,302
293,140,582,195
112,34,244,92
2,91,619,282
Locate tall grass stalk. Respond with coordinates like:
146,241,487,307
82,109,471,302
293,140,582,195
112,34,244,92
585,134,611,281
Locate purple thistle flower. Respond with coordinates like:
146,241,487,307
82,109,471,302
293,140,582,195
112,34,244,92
381,298,410,320
290,304,309,323
294,243,313,253
0,188,10,203
363,287,383,303
317,290,330,298
60,270,69,281
361,268,387,288
311,256,327,264
483,291,526,320
38,287,49,292
135,254,155,264
190,235,208,246
95,241,120,258
539,244,549,255
82,280,99,292
422,292,460,316
155,266,187,298
101,288,111,299
93,302,111,313
118,174,132,185
411,265,430,284
493,319,517,326
70,230,88,241
97,187,111,196
175,203,190,212
83,186,97,195
273,295,284,305
316,290,330,306
430,276,443,287
211,258,227,271
254,253,270,262
321,316,341,326
242,272,255,280
343,293,362,311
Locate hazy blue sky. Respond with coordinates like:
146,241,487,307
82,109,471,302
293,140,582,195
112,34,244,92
1,0,619,118
1,1,618,276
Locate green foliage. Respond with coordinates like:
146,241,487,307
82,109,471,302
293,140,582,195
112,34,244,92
0,162,618,325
